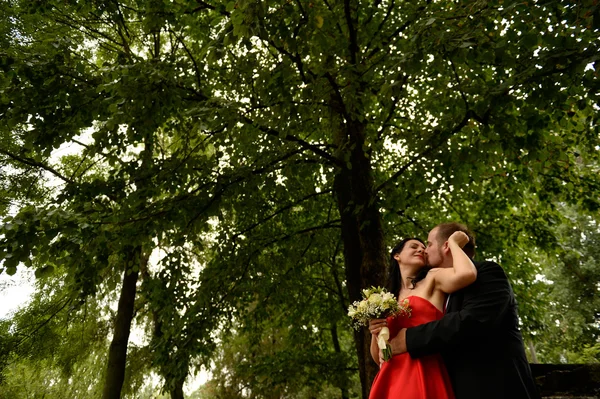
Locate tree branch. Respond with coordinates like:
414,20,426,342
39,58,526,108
324,72,350,122
11,295,74,351
185,148,312,229
365,5,423,61
239,113,343,167
364,0,395,55
441,193,468,223
0,149,73,184
292,0,309,39
321,0,344,35
169,29,207,95
263,36,315,84
377,74,409,141
393,210,426,231
448,56,469,109
190,0,230,16
51,8,124,51
375,109,476,194
344,0,358,65
233,189,334,239
329,237,348,313
362,0,384,28
244,220,342,254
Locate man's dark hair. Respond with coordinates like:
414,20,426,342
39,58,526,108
435,222,476,259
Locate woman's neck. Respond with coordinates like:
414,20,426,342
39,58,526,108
402,277,414,290
399,264,421,290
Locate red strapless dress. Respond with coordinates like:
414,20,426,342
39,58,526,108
369,295,455,399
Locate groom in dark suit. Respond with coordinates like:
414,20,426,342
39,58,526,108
390,222,540,399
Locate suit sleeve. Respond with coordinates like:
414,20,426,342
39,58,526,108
406,261,513,358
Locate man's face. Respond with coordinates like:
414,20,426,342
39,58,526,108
425,227,445,267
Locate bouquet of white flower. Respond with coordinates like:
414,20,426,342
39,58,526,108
347,286,411,361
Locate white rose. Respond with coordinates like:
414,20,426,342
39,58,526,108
369,293,383,306
357,301,368,312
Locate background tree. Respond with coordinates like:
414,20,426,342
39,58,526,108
0,274,111,398
528,207,600,364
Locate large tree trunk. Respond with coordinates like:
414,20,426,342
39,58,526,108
334,120,388,398
102,248,146,399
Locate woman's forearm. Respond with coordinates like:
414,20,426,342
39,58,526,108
434,238,478,294
448,240,477,285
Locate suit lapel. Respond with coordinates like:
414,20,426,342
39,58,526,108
446,291,463,313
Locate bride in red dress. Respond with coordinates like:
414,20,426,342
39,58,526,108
368,232,476,399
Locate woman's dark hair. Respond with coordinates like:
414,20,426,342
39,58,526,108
387,237,430,297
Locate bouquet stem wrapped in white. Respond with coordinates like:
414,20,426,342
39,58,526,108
347,287,411,361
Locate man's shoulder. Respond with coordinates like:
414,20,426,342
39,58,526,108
474,259,503,270
473,259,511,283
451,260,512,298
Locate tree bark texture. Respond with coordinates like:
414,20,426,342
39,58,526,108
331,322,350,399
170,381,185,399
333,120,388,398
102,248,145,399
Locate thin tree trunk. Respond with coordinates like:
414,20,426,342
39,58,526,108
102,248,145,399
528,340,538,364
148,277,190,399
331,322,350,399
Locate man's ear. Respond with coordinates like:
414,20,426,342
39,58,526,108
442,241,451,255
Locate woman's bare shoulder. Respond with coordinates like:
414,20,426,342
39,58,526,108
422,268,445,287
425,267,442,276
421,268,440,286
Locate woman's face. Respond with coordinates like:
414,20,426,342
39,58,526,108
394,239,426,267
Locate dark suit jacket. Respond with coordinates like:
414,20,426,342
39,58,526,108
406,261,540,399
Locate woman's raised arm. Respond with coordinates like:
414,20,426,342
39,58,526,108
432,231,477,294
